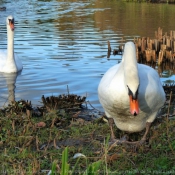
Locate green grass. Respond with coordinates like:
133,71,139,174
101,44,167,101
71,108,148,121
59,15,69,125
0,99,175,174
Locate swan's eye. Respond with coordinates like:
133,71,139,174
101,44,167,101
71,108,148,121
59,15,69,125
134,88,139,99
127,85,139,100
127,86,133,96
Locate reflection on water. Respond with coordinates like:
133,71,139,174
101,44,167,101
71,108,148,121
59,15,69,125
1,0,175,110
0,72,18,106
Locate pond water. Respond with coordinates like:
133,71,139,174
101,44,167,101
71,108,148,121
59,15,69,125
0,0,175,110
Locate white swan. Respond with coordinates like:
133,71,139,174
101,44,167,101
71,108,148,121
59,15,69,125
98,41,165,143
0,15,22,73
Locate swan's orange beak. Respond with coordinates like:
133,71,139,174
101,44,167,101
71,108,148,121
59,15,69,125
9,21,14,31
129,95,139,116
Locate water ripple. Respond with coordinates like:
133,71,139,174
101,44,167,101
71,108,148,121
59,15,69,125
1,0,175,109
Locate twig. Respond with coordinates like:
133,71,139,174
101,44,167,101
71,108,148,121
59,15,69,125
85,92,88,109
166,91,175,155
86,100,104,113
67,85,69,95
166,91,172,120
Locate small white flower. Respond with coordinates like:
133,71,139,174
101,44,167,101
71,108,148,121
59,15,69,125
47,170,51,175
73,153,86,159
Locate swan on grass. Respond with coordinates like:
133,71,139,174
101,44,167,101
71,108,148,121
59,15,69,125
98,41,165,144
0,15,22,73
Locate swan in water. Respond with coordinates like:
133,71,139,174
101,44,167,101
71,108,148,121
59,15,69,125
0,15,23,73
98,41,165,144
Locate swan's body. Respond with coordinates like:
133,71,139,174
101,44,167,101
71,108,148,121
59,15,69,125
0,15,22,73
98,42,165,141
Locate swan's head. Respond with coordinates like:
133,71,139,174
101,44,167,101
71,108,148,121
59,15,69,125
127,85,139,116
6,15,14,31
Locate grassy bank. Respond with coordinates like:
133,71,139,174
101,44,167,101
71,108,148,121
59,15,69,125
124,0,175,3
0,93,175,174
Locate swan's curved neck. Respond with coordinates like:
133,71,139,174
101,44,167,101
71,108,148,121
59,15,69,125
7,25,14,62
122,43,139,93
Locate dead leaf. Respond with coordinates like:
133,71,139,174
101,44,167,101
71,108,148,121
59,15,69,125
108,153,121,162
36,122,46,128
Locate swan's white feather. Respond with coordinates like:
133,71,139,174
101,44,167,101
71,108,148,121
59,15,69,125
0,16,22,73
98,42,165,132
0,50,22,73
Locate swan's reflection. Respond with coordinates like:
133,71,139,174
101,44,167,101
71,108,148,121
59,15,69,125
0,72,20,105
